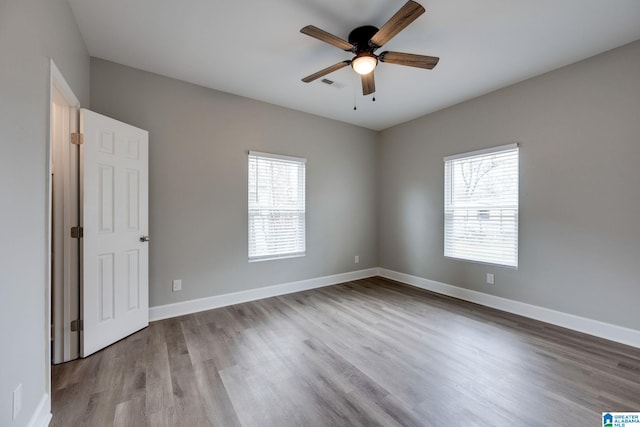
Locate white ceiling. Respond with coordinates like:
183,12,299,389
68,0,640,131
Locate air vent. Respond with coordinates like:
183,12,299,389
320,78,345,89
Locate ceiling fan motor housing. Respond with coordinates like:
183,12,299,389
348,25,380,53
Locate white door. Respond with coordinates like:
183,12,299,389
80,109,149,357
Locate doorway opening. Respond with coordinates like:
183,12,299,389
49,61,81,365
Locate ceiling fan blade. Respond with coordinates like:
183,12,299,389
301,25,354,51
361,72,375,96
379,51,439,69
302,61,351,83
369,1,425,48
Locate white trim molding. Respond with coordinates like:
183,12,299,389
150,268,378,322
149,267,640,349
378,268,640,349
443,142,519,162
27,393,51,427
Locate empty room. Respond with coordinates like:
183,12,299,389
1,0,640,426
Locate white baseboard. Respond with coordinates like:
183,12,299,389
148,266,640,349
149,268,378,322
27,393,51,427
378,268,640,349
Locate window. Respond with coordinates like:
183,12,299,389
248,151,306,261
444,143,519,268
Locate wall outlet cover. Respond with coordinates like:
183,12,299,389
486,273,495,285
172,279,182,292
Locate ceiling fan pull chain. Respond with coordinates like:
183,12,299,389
353,74,358,110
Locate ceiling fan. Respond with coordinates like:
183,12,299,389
300,0,439,96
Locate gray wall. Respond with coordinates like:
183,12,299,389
90,58,378,308
0,0,89,425
0,4,636,422
379,40,640,330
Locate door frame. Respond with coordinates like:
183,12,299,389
47,59,81,389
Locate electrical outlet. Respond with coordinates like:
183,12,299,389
172,279,182,292
486,273,495,285
13,384,21,420
354,255,359,264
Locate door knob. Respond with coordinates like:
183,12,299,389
139,235,150,242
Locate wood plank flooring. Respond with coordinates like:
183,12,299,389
51,277,640,426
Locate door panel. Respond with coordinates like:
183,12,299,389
81,109,149,357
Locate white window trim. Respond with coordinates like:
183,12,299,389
248,151,306,262
248,253,306,263
443,143,519,162
444,143,520,269
249,150,306,164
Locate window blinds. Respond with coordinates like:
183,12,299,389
444,144,519,268
248,151,306,261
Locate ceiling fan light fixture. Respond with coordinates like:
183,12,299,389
351,52,378,75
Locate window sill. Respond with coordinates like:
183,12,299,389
249,253,306,263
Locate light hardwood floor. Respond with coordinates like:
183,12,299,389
51,277,640,426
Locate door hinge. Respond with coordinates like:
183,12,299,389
70,319,83,332
71,226,83,238
71,132,84,145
